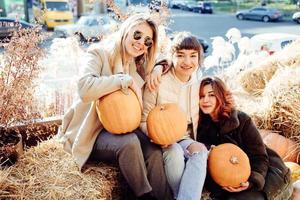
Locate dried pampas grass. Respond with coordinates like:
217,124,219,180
0,139,133,200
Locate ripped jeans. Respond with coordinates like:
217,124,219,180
163,139,208,200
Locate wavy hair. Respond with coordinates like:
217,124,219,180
199,76,234,121
108,14,158,75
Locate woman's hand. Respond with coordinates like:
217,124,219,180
146,65,163,92
222,182,249,193
117,74,133,91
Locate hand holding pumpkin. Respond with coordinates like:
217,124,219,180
95,88,142,134
208,143,251,188
117,73,133,90
161,144,170,148
147,103,187,145
222,181,249,192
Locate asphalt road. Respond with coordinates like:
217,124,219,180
169,9,300,45
2,9,299,53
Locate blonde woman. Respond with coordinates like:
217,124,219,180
58,14,172,200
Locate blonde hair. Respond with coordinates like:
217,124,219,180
108,14,158,75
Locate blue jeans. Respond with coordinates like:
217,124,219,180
163,139,208,200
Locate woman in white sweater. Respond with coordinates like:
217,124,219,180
141,32,208,200
58,14,172,200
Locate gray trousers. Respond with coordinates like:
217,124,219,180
89,128,173,200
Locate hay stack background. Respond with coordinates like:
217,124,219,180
238,56,278,94
261,67,300,139
234,64,300,155
238,39,300,94
0,138,134,200
0,138,212,200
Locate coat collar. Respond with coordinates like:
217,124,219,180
220,109,240,135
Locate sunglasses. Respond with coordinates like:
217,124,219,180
133,30,153,48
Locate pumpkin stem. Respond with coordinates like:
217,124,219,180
229,156,239,164
160,106,165,111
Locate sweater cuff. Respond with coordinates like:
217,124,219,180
248,171,265,190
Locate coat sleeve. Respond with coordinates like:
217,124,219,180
240,116,269,191
154,55,171,75
77,47,122,103
140,88,158,135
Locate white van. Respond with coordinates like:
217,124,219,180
250,33,300,55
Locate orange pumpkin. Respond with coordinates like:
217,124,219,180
147,103,187,145
259,130,299,163
96,89,141,134
208,143,251,187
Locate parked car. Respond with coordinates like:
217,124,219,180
178,0,194,11
250,33,300,55
33,0,73,29
236,7,283,22
54,15,118,42
191,1,213,14
292,12,300,24
169,0,186,9
0,18,37,41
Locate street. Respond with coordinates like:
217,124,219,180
4,8,300,53
169,9,300,45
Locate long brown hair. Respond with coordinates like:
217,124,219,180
199,76,234,121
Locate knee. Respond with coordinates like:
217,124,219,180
146,145,163,162
187,142,208,155
119,134,141,153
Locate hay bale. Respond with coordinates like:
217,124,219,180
261,67,300,139
0,138,133,200
238,56,278,94
0,138,213,200
239,39,300,95
277,39,300,67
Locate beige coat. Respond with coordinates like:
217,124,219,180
140,69,200,140
58,44,145,170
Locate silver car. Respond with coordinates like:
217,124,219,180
236,7,283,22
293,12,300,24
54,15,118,42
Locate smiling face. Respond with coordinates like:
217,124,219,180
124,22,153,59
172,49,199,82
199,84,217,118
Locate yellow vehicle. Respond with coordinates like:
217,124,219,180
33,0,73,29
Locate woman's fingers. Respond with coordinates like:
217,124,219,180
222,182,249,192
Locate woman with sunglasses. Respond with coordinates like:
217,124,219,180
58,14,172,200
141,32,208,200
197,76,292,200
